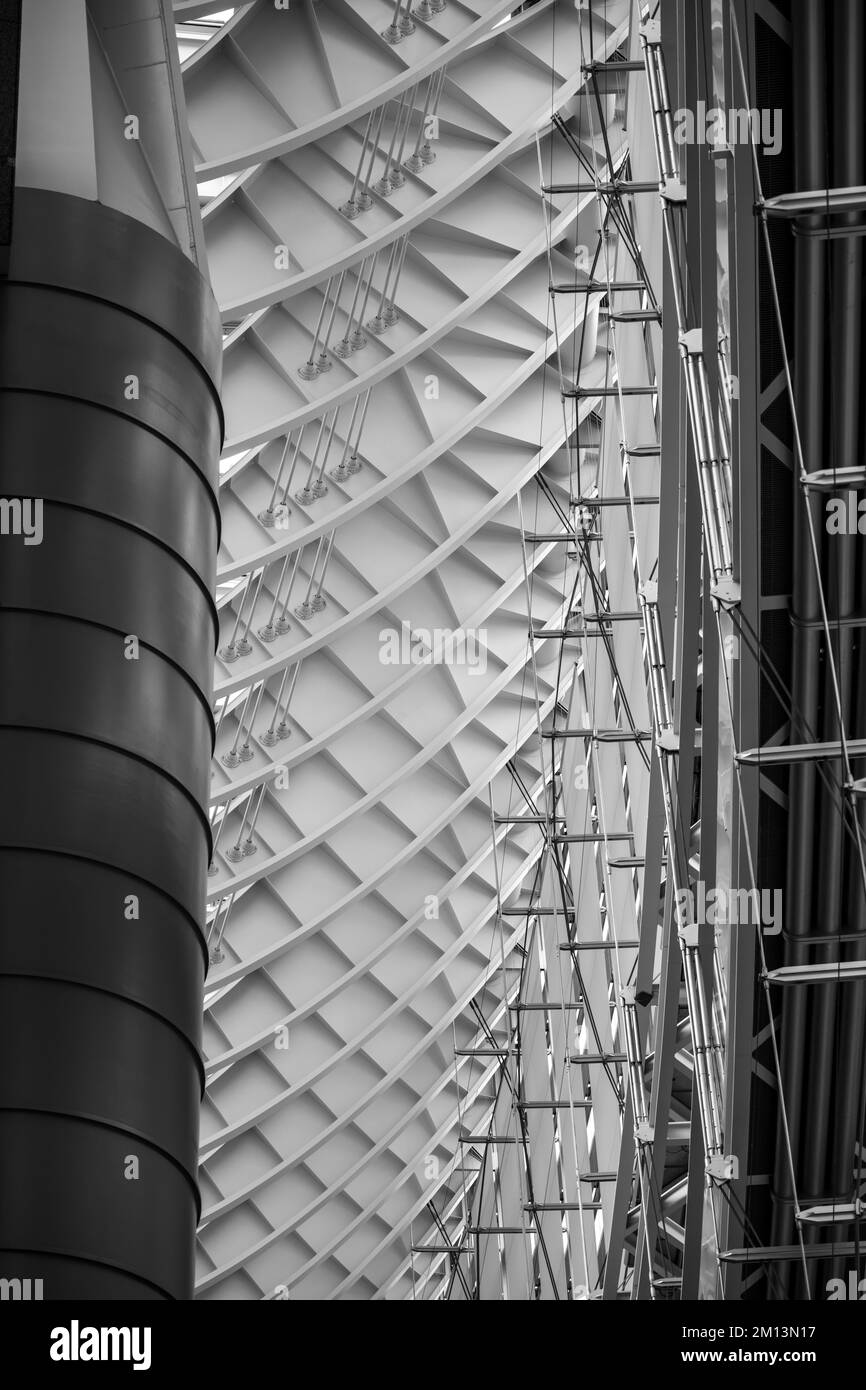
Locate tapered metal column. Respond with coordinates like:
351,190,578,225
0,181,222,1298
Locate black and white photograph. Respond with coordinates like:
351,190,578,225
0,0,862,1365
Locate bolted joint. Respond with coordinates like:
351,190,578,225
711,577,741,609
661,177,687,204
678,328,703,356
639,579,658,607
677,922,700,950
707,1154,738,1182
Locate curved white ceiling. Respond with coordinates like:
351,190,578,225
182,0,636,1299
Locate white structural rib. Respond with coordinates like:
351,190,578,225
179,0,634,1299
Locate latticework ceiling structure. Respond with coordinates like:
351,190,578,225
183,0,646,1299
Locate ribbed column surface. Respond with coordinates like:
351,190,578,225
0,188,222,1299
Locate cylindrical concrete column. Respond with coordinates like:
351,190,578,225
0,188,222,1299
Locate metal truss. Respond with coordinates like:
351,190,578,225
444,0,811,1301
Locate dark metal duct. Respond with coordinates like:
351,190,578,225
0,189,222,1298
768,0,827,1292
769,0,866,1298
